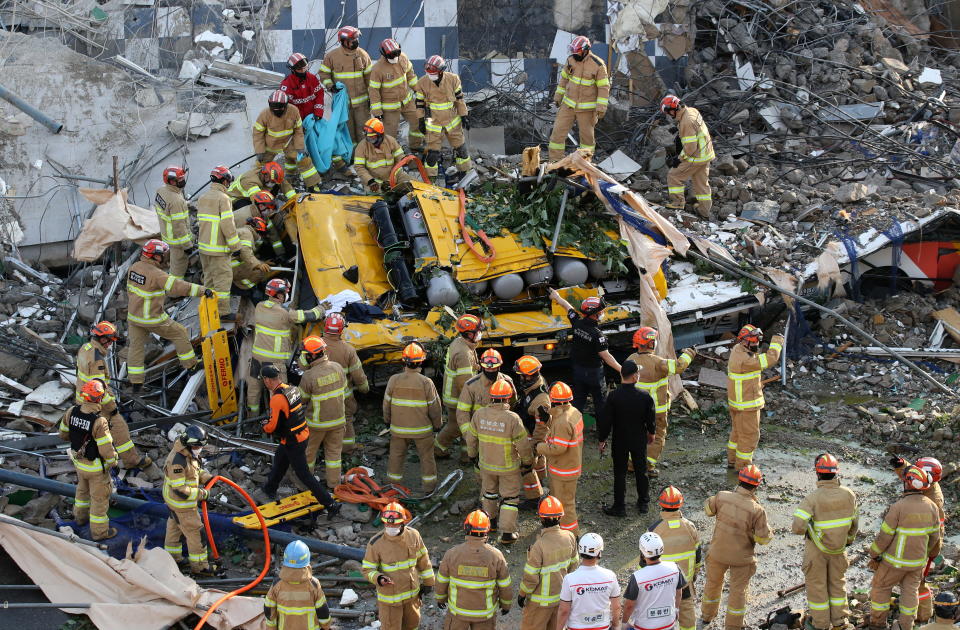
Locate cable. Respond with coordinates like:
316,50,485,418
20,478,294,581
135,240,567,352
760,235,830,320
458,188,496,263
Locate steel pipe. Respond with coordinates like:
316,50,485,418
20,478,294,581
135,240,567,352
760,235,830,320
0,84,64,134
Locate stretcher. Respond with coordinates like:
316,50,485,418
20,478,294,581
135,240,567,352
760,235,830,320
198,295,237,424
233,490,326,529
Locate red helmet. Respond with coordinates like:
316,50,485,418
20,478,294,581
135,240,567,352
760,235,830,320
915,457,942,483
814,453,839,474
661,94,681,114
302,335,327,357
80,379,107,403
247,216,268,233
268,90,289,105
737,324,763,348
338,26,360,43
632,326,658,350
90,321,119,343
324,312,346,335
287,52,307,69
537,495,564,518
455,314,484,334
162,165,186,187
580,296,605,316
260,161,285,185
569,35,591,56
738,464,763,487
479,348,503,369
380,38,401,58
904,465,931,491
658,486,684,509
489,379,513,400
549,381,573,403
141,239,170,261
402,342,426,364
251,191,275,211
210,165,233,184
425,55,446,74
265,278,290,298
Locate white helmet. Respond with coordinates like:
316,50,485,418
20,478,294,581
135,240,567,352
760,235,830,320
639,532,664,558
578,532,604,558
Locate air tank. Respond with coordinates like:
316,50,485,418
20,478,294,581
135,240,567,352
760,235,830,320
587,260,611,280
491,274,525,300
463,280,489,295
369,200,418,305
523,265,553,287
400,203,436,261
554,256,589,286
426,271,460,307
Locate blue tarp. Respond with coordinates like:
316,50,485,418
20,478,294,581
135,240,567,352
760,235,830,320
303,81,354,173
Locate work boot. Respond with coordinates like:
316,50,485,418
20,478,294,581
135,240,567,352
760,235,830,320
637,500,649,514
500,532,519,545
191,563,226,578
324,502,342,521
307,184,323,193
647,466,659,478
602,504,627,517
489,518,498,533
93,527,118,541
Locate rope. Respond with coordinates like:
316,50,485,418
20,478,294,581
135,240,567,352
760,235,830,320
389,154,431,187
458,188,496,263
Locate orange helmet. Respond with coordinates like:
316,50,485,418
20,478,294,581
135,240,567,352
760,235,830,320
479,348,503,369
260,161,285,185
80,379,107,403
738,324,763,348
915,457,942,483
514,355,542,377
661,94,681,114
537,495,564,519
363,118,385,136
632,326,658,350
455,314,484,334
402,342,426,364
90,321,119,343
658,485,684,509
904,465,931,491
302,335,327,357
489,379,513,400
380,501,407,525
251,190,275,210
464,509,491,535
247,216,268,233
738,464,763,487
549,381,573,403
814,453,839,475
324,312,346,335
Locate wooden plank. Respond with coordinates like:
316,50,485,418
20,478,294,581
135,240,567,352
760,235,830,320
932,308,960,344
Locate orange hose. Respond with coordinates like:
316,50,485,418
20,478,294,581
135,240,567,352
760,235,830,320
195,475,271,630
389,154,431,188
458,188,496,263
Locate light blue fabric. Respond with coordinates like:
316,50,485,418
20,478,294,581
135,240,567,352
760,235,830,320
304,81,354,173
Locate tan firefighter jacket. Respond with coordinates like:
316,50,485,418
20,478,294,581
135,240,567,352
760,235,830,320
383,367,441,438
554,53,609,112
231,225,266,290
227,167,296,203
197,183,240,256
318,46,373,107
264,565,331,630
299,355,346,431
252,299,324,362
727,335,784,411
442,336,478,408
162,438,212,510
76,338,116,407
354,135,405,185
628,348,695,414
368,53,418,115
58,402,116,472
677,106,715,164
362,526,435,605
154,184,192,247
436,537,513,618
253,106,305,155
895,463,946,528
323,334,369,397
414,72,467,131
536,404,584,480
869,492,942,570
519,525,578,607
651,510,701,583
126,258,203,326
456,373,517,430
465,403,533,474
704,486,772,566
791,478,859,555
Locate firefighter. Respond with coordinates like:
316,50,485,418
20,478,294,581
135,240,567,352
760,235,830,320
362,501,435,630
228,161,293,258
58,380,118,541
318,26,373,142
76,321,160,478
252,90,322,191
548,35,609,162
436,510,513,627
126,239,209,389
369,38,422,153
246,278,325,415
322,313,369,453
456,348,516,440
514,355,550,502
383,343,442,492
264,540,332,630
622,532,690,630
518,496,579,630
162,424,215,575
557,533,621,630
791,453,859,630
434,314,482,459
414,55,472,181
536,381,584,535
662,94,715,218
231,214,273,296
922,592,959,630
280,53,324,121
464,379,532,544
299,336,347,489
153,165,193,280
197,165,241,317
628,326,696,475
866,465,942,630
649,486,702,630
354,118,410,193
726,324,783,471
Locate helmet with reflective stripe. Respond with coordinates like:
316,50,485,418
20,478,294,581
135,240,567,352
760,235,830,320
658,485,684,509
380,38,401,58
180,423,207,447
338,26,360,43
425,55,446,74
489,379,513,400
162,165,186,187
580,295,605,316
632,326,658,350
251,191,275,212
210,165,233,184
455,314,484,333
90,320,119,343
247,216,268,234
464,509,491,535
287,52,307,69
814,453,839,474
268,89,289,104
738,464,763,486
265,277,290,298
915,456,942,483
324,312,346,335
381,501,407,524
537,495,564,519
639,531,664,558
363,118,385,136
904,464,931,491
661,94,681,114
402,342,426,365
549,381,573,403
933,591,959,620
513,355,542,377
282,540,311,568
141,238,170,261
738,324,763,348
568,35,591,56
260,161,285,185
479,348,503,369
303,335,327,357
80,379,106,403
578,532,604,557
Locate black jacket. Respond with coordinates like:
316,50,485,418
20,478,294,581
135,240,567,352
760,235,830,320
598,383,656,445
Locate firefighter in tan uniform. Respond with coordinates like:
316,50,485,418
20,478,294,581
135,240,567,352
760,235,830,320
514,355,550,501
246,278,325,414
299,336,347,488
253,90,321,190
415,55,472,180
162,424,215,575
436,510,513,628
435,314,482,458
867,465,942,630
264,540,332,630
456,349,516,436
726,324,783,471
517,496,578,630
922,593,960,630
355,118,411,193
58,380,118,541
791,454,858,630
464,380,533,545
322,313,369,453
383,344,442,492
154,166,193,280
548,35,610,161
628,326,696,475
362,502,435,630
662,94,716,217
536,382,584,536
369,39,423,152
197,165,241,316
649,486,701,630
231,214,272,294
702,465,772,630
126,240,208,388
318,26,373,142
228,161,292,259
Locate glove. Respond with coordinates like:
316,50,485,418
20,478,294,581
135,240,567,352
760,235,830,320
536,405,550,422
517,595,526,609
203,288,215,299
461,115,470,130
377,574,394,587
682,347,696,359
501,607,510,616
197,488,209,502
889,455,906,468
419,585,432,599
256,262,272,274
596,109,606,122
668,156,681,168
329,83,341,93
868,557,881,571
257,152,271,163
437,601,447,610
418,118,426,135
367,179,380,192
375,114,384,120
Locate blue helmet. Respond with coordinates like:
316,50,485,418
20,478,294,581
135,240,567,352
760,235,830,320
282,540,311,568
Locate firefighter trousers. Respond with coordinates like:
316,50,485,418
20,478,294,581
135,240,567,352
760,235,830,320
245,359,286,415
279,150,322,188
917,580,933,623
548,105,597,161
481,471,522,534
127,319,197,384
667,160,712,216
680,579,697,630
702,556,756,630
727,408,761,471
168,244,190,280
200,253,233,315
165,507,208,571
869,563,923,630
443,614,495,630
802,545,850,629
550,476,579,535
434,406,463,453
522,444,545,500
647,411,669,467
74,464,113,540
520,603,559,630
105,406,144,469
383,108,423,151
266,436,334,508
424,121,471,176
343,394,358,452
388,435,438,492
378,598,421,630
304,424,345,488
347,102,371,144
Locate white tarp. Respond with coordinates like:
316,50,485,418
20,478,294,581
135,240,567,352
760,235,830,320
72,188,160,262
610,0,670,42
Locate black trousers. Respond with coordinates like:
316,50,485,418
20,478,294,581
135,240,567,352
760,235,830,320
264,435,333,506
612,442,648,508
572,364,605,427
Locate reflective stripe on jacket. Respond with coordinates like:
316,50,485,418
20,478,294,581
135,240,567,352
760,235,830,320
414,72,467,129
442,336,478,408
299,356,346,430
436,537,513,619
727,335,784,410
253,106,305,154
75,339,116,405
162,438,211,510
456,373,517,430
126,259,203,326
197,183,240,255
383,368,442,438
554,53,609,111
869,492,942,569
464,403,532,473
264,566,331,630
519,525,578,606
368,53,418,113
651,511,701,583
677,106,715,163
628,349,694,414
154,183,192,246
252,300,322,362
362,526,435,605
791,478,859,555
318,46,373,106
535,404,583,479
